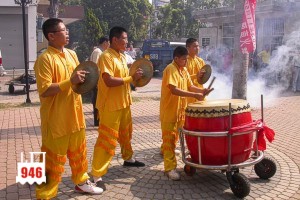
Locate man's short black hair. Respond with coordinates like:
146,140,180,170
42,18,64,40
264,44,270,49
173,46,188,58
186,38,198,48
109,26,127,43
99,36,109,44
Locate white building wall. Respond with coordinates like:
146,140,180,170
28,5,37,70
0,0,37,70
199,27,220,49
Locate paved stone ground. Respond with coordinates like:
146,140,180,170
0,75,300,200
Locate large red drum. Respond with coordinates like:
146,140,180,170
184,99,253,165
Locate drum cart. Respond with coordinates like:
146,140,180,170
179,95,277,198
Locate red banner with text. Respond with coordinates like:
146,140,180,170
240,0,257,54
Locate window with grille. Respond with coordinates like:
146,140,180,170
223,23,234,37
223,38,234,49
263,18,284,52
201,38,210,47
223,23,234,50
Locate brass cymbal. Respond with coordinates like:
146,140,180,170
71,61,99,94
129,58,153,87
197,64,212,84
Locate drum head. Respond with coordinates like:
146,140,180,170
71,61,99,94
186,99,251,118
197,64,212,84
129,58,153,87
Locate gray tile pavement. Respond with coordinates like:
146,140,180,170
0,76,300,199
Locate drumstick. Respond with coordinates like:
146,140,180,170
207,76,216,89
204,88,214,96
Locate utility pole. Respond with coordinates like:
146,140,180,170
14,0,32,103
49,0,59,18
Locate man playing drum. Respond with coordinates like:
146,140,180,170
91,26,145,189
160,46,212,180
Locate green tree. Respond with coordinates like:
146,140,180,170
154,4,184,39
60,0,81,5
76,8,103,62
82,0,152,43
67,21,83,50
153,0,233,40
62,0,151,59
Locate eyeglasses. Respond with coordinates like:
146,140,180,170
50,29,69,33
118,37,128,42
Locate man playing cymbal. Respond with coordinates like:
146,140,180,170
186,38,207,104
91,26,146,189
34,18,103,199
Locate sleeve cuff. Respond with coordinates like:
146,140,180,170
190,74,197,79
123,76,133,84
58,79,72,91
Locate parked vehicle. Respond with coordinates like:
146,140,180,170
141,39,185,74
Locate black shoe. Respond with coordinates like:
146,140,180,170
123,160,145,167
93,180,106,191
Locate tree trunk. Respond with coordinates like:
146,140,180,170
232,0,249,100
49,0,59,18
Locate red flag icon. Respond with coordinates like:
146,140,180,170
0,49,2,66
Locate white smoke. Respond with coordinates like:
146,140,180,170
204,71,232,100
204,70,277,108
204,24,300,108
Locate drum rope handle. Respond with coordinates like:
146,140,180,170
228,119,275,151
228,119,263,135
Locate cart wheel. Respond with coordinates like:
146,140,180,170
184,157,196,176
229,173,250,198
184,164,196,176
8,84,14,94
254,157,277,179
